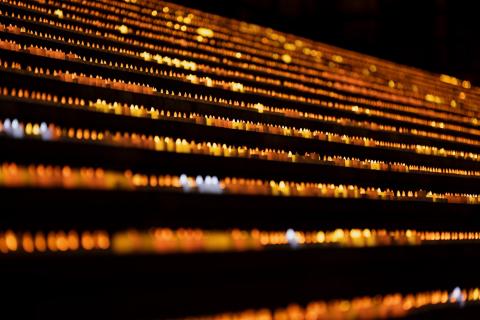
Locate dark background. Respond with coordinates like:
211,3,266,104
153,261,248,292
175,0,479,85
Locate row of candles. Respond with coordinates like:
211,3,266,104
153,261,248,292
1,3,478,125
180,287,475,320
1,228,480,254
1,163,480,203
3,117,480,179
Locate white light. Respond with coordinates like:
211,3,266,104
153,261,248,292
286,228,299,248
180,174,188,185
40,122,52,140
11,119,23,139
180,174,191,192
450,287,466,307
3,119,12,135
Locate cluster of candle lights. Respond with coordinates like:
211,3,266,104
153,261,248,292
3,0,479,110
2,163,480,203
180,287,478,320
2,83,480,165
0,0,478,213
0,30,478,141
1,0,480,317
0,71,477,153
2,228,480,255
0,6,480,131
1,23,480,152
3,117,480,178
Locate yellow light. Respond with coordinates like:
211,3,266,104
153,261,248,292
151,10,158,17
53,9,64,19
425,94,443,104
118,25,129,34
316,231,325,243
281,54,292,64
140,51,152,61
333,229,344,241
25,123,33,135
254,103,265,113
439,74,459,86
284,43,296,51
350,229,362,238
332,55,343,63
196,27,214,38
230,82,245,92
